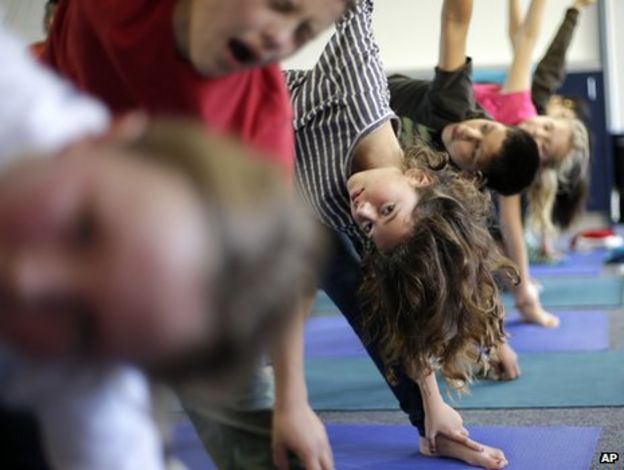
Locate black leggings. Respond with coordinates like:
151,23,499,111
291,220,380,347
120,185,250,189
319,231,426,435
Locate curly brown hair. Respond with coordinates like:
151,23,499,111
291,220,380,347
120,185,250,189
359,145,518,390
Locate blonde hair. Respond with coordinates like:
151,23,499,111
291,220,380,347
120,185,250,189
527,117,590,238
125,118,325,381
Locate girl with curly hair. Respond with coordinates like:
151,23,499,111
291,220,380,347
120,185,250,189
289,1,514,467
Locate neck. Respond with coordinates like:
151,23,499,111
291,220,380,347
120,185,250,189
173,0,191,59
350,121,404,175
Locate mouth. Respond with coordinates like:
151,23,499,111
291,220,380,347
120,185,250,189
227,39,258,65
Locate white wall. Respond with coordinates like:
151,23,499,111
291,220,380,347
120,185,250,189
1,0,601,72
601,0,624,133
0,0,47,42
285,0,601,73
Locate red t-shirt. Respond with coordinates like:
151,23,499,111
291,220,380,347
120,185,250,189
43,0,294,175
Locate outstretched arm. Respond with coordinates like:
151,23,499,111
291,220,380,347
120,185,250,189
415,372,483,454
498,194,560,328
438,0,474,71
503,0,547,93
508,0,523,52
531,0,595,112
271,294,334,470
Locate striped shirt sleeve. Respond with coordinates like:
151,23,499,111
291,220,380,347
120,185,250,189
289,0,397,249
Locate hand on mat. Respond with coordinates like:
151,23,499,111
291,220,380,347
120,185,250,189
272,404,334,470
515,284,560,328
425,400,483,454
495,342,521,381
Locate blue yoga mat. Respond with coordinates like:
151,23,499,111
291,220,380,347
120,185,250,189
306,351,624,410
313,276,624,314
304,310,608,358
529,249,606,278
325,424,599,470
171,422,600,470
501,276,623,309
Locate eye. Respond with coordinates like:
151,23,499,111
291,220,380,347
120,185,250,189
381,204,395,217
361,221,373,235
271,0,296,13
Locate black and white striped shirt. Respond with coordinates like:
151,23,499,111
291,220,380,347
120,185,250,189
286,0,397,249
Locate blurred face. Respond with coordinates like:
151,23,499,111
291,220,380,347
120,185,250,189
546,95,578,120
346,167,431,251
178,0,348,76
0,144,211,365
441,119,506,172
519,116,572,167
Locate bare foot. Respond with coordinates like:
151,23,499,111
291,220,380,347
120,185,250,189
420,436,508,469
517,302,560,328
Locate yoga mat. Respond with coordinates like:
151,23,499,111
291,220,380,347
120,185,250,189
306,351,624,410
171,422,600,470
529,249,606,278
304,310,608,358
325,424,599,470
314,276,624,314
501,276,624,309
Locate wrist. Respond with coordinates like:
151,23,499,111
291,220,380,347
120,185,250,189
274,379,308,412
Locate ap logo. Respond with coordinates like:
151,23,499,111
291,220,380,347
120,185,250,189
600,452,620,464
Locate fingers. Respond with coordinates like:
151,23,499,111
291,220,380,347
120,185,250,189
320,446,334,470
273,444,290,470
302,454,323,470
427,433,437,454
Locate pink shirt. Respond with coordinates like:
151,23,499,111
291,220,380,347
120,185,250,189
473,83,537,126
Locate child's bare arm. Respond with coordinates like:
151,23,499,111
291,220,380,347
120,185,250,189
503,0,547,94
415,372,483,454
438,0,474,71
271,294,333,470
508,0,523,52
498,194,559,328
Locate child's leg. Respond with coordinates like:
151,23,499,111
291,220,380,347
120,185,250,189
320,231,427,434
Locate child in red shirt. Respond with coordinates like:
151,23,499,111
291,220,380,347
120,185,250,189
44,0,350,175
44,1,351,468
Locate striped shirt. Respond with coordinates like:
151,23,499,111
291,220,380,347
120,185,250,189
286,0,397,250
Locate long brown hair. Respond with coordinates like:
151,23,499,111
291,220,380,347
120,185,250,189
360,145,517,390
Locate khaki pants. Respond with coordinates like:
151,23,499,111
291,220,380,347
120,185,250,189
176,365,303,470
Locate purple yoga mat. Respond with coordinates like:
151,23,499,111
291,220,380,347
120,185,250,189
304,310,608,358
529,249,606,277
171,422,600,470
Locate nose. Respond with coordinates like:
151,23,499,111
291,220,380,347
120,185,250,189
261,21,295,54
355,201,376,220
459,125,480,142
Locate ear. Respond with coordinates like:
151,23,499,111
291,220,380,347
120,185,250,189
405,168,433,188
